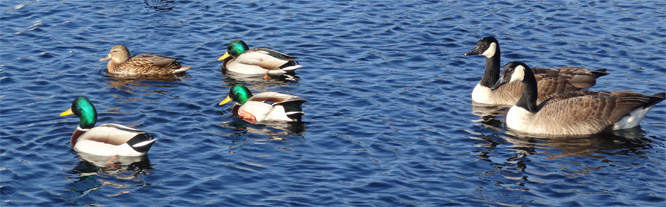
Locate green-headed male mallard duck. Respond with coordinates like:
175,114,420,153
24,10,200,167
219,84,307,123
492,62,665,136
217,40,301,77
465,36,609,105
60,97,156,156
100,45,191,75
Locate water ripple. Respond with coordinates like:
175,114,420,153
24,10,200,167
1,0,665,206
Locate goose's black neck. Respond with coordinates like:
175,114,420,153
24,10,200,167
479,47,501,88
516,68,539,113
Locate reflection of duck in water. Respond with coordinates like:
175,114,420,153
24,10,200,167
219,84,307,123
69,152,152,196
60,97,156,156
217,40,301,80
105,74,187,96
222,119,306,140
73,152,152,176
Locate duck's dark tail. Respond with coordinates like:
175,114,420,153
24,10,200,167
127,133,157,153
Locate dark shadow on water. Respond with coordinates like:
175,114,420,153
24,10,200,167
144,0,176,11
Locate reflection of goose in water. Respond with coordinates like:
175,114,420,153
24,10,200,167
502,127,650,158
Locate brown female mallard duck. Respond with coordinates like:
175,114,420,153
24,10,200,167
100,45,191,75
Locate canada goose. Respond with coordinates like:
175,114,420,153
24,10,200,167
492,61,665,136
465,36,609,105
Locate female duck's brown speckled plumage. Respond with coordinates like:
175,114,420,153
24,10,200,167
99,45,191,75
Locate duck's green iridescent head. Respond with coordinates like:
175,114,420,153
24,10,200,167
219,84,253,106
217,40,249,61
60,97,97,129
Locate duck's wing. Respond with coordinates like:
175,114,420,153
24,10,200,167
250,92,307,105
132,53,180,67
235,49,298,70
254,48,297,60
81,124,147,146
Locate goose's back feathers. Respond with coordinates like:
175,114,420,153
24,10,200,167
476,69,606,105
533,67,609,89
521,91,664,135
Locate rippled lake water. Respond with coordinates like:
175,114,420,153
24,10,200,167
1,0,665,206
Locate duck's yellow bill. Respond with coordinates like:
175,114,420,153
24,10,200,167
219,96,232,105
217,52,231,61
60,108,74,116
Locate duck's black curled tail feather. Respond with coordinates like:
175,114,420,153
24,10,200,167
282,102,306,122
127,133,156,153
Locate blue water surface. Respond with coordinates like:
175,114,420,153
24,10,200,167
1,0,665,206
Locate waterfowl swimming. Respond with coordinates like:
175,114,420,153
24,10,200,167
492,61,665,136
60,97,156,156
465,36,609,105
219,84,307,123
100,45,191,75
217,40,301,76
